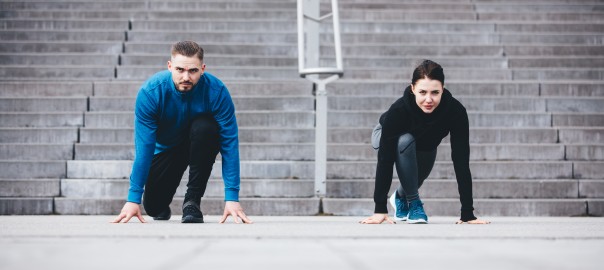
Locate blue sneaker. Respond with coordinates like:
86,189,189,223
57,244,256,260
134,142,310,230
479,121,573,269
389,192,409,221
407,199,428,224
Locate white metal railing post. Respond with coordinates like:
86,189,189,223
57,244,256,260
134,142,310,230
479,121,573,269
297,0,343,198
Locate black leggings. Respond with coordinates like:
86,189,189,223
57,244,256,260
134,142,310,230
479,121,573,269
143,114,220,217
395,133,437,202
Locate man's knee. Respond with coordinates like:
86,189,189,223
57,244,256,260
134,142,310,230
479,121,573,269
190,115,219,142
397,133,415,154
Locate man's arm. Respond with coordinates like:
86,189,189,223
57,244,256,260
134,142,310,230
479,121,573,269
112,89,158,223
212,85,252,224
212,85,240,202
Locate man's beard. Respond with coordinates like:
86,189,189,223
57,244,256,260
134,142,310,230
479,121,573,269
175,81,195,92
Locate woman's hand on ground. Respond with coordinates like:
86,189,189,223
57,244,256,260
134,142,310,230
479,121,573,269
360,214,396,224
455,218,490,224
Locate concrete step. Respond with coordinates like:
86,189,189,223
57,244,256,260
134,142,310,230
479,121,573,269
495,23,604,33
329,96,546,112
0,9,298,20
326,179,581,199
79,127,559,144
559,128,604,143
553,113,604,126
579,180,604,198
0,160,66,179
73,143,316,161
0,112,84,127
338,2,473,12
343,68,604,81
0,81,93,97
67,160,315,180
0,65,115,80
92,80,312,96
147,1,297,11
340,10,477,21
509,57,604,68
64,160,598,180
0,179,60,197
0,41,123,53
328,111,552,128
329,81,604,97
60,178,314,198
332,96,604,113
0,128,78,143
477,12,604,22
87,81,604,98
53,197,320,215
0,53,119,66
0,30,125,41
566,145,604,161
334,45,604,57
72,143,569,161
503,45,604,56
116,66,298,80
0,19,129,30
114,66,604,81
329,81,541,96
325,161,579,179
341,56,604,69
0,1,146,10
88,96,314,112
0,198,53,215
541,83,604,96
322,198,588,216
126,31,604,45
79,127,316,144
0,144,73,160
122,54,296,67
0,97,88,112
83,111,315,128
474,3,604,12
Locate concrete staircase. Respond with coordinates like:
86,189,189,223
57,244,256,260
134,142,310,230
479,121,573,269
1,0,603,216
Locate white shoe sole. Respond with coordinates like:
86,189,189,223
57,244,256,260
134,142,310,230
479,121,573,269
407,218,428,224
388,193,407,221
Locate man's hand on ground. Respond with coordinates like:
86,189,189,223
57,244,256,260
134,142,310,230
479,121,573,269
219,201,253,224
359,213,395,224
111,202,146,223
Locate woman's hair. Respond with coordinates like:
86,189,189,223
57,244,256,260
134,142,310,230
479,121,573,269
171,41,204,62
411,60,444,86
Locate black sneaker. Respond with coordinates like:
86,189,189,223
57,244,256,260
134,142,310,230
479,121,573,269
181,200,204,223
152,207,171,221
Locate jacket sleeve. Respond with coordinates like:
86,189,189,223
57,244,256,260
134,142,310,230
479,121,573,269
373,105,404,213
449,106,476,221
212,85,240,202
128,89,158,204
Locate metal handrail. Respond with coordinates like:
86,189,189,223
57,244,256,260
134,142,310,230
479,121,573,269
297,0,344,78
297,0,344,198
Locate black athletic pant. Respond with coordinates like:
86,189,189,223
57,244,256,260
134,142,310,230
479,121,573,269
143,114,221,217
394,133,437,202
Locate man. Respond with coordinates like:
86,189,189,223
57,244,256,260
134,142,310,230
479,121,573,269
112,41,252,224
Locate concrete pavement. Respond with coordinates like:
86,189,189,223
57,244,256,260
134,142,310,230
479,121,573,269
1,216,603,270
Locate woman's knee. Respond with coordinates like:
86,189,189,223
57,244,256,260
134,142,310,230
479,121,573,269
397,133,415,154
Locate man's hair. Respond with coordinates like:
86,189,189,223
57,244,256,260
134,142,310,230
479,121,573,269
411,60,445,86
171,41,204,62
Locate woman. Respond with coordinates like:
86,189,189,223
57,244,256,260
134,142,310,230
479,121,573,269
361,60,489,225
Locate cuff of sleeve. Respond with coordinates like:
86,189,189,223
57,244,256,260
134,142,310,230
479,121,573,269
461,210,477,222
127,190,143,204
224,189,239,202
374,203,388,214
